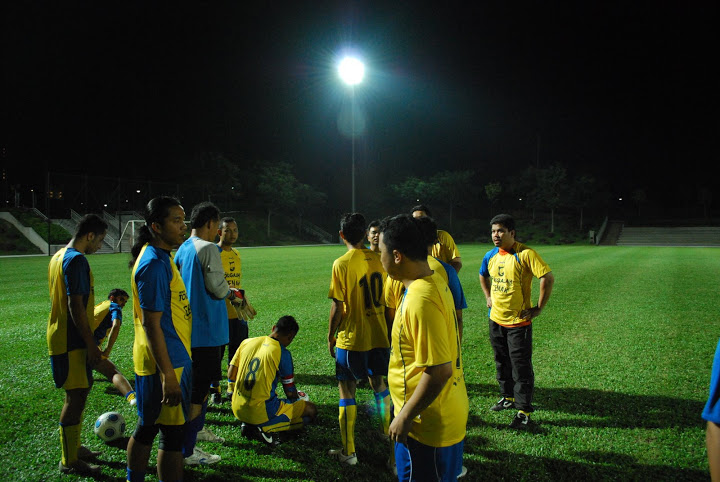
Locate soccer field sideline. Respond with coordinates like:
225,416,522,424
0,244,717,480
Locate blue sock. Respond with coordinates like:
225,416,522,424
126,467,145,482
182,415,204,457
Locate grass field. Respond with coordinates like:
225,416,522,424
0,244,717,481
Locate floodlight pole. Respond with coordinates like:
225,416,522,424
351,86,356,213
338,56,363,213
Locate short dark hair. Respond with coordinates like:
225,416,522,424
220,217,236,227
414,215,438,247
378,214,427,261
75,214,108,237
108,288,129,299
410,204,431,217
275,315,299,336
490,213,515,232
367,220,380,230
189,202,220,229
340,213,366,245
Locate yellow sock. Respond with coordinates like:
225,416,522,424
60,423,81,466
519,410,530,417
126,391,136,404
227,381,235,395
339,400,357,455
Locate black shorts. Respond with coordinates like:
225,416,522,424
191,346,222,403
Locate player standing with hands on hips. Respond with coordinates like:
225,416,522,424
479,213,554,429
48,214,107,475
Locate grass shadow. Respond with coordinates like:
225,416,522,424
466,382,705,429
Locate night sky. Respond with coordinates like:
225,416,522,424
3,2,718,212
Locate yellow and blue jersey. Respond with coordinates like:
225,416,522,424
329,248,388,351
479,242,551,327
230,336,295,425
388,270,468,448
131,243,192,375
47,247,95,356
91,300,123,346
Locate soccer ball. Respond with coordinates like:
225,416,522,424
297,391,310,402
94,412,126,442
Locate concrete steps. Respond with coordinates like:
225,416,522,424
617,226,720,247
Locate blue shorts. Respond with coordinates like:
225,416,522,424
335,347,389,381
136,364,192,426
395,437,464,482
50,349,93,390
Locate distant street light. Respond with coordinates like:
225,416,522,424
338,56,365,212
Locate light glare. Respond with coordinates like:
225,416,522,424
338,57,365,86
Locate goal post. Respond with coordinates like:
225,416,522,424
118,219,146,253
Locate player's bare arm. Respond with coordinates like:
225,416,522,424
449,257,462,273
520,271,554,320
456,309,464,343
478,275,492,309
68,294,102,366
707,421,720,481
388,362,452,444
327,298,343,358
102,319,121,358
141,309,182,406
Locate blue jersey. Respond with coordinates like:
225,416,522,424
132,244,192,375
703,339,720,424
174,236,230,348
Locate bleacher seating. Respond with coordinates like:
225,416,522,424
616,226,720,247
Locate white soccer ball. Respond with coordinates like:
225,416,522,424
297,391,310,402
94,412,126,442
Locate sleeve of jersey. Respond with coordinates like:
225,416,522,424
64,254,90,296
198,243,230,300
445,266,468,310
384,278,397,309
110,305,123,324
328,260,346,302
445,232,460,258
407,295,452,368
136,259,171,312
526,250,551,278
479,253,490,278
278,348,297,394
704,340,720,423
229,339,247,369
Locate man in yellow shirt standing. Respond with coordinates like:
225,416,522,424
379,214,468,481
327,213,391,466
479,213,554,429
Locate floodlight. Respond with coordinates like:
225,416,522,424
338,57,365,86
